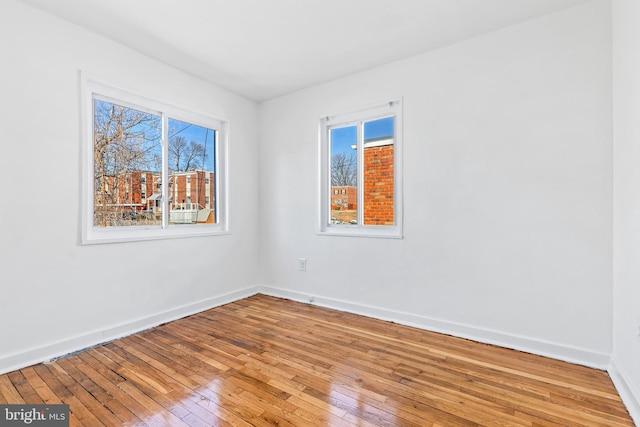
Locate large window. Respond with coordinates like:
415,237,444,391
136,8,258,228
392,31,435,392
319,100,402,237
82,77,228,243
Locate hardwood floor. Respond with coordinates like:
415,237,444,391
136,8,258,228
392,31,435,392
0,294,633,426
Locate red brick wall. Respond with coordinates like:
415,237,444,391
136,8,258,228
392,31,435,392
175,175,187,204
363,144,394,225
130,171,153,207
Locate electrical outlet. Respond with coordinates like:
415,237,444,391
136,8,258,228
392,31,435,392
298,258,307,272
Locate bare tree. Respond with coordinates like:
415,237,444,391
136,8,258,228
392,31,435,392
331,152,357,187
93,100,161,226
168,135,206,172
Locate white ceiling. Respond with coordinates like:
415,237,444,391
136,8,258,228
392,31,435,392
18,0,587,102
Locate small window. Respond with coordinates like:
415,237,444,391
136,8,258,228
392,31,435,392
319,100,402,238
82,76,228,244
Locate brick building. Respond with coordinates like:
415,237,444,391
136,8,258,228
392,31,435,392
331,186,357,210
331,136,394,225
95,170,215,225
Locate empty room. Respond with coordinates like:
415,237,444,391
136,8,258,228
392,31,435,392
0,0,639,425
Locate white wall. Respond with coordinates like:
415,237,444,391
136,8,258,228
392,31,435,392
3,1,633,417
258,1,613,367
612,0,640,423
0,0,260,372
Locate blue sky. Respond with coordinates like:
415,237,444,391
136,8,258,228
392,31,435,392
169,119,216,171
331,116,394,155
95,99,216,172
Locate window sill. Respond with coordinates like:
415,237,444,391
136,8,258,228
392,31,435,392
81,225,229,245
317,226,403,239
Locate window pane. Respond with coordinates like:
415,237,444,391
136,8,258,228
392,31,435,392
93,99,162,227
167,118,217,225
363,117,394,225
330,125,358,225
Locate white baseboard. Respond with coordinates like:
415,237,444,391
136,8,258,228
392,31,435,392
0,284,622,408
609,358,640,426
0,286,260,375
256,285,611,370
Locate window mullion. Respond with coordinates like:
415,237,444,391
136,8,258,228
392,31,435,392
161,113,169,229
357,121,364,226
213,129,220,224
326,126,333,226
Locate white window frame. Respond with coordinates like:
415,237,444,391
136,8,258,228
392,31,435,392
81,74,229,244
318,99,403,238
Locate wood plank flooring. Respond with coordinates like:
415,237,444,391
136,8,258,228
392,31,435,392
0,294,633,426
